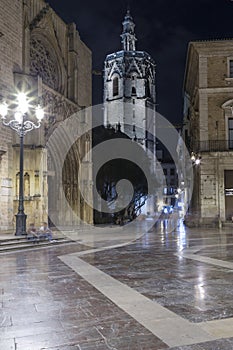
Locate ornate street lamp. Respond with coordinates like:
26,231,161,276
0,93,44,235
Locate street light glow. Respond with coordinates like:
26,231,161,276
17,92,29,114
35,105,44,121
14,111,23,124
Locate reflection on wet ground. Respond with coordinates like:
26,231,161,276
81,223,233,324
1,220,233,349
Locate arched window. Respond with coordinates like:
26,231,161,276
113,77,119,96
132,87,136,95
30,37,60,92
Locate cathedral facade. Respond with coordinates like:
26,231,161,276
0,0,93,232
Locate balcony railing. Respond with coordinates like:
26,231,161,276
192,140,233,152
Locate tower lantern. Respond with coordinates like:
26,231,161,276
121,9,137,51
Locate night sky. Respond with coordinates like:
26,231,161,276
48,0,233,125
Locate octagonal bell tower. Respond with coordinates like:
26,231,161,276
103,10,156,152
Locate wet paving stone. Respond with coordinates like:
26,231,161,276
2,225,233,349
169,337,233,349
82,226,233,324
0,242,168,350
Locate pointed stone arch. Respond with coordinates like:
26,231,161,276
126,59,142,77
108,61,123,79
30,30,67,94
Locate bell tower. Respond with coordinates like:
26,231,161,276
121,9,137,51
103,10,156,151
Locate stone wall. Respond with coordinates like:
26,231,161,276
0,0,93,233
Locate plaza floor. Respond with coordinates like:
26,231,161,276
1,220,233,349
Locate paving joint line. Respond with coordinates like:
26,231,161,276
59,239,233,348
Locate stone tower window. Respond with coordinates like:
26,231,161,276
113,77,119,96
132,87,136,95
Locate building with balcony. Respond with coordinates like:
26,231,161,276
183,40,233,226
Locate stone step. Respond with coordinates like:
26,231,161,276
0,237,74,253
0,238,39,246
222,221,233,227
0,236,27,244
0,236,65,245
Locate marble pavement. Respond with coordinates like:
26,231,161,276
1,220,233,349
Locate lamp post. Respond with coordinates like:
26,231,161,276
0,93,44,235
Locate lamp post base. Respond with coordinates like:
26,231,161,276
15,213,27,236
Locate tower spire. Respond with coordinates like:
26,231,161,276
121,9,137,51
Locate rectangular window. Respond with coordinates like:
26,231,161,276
229,118,233,149
229,60,233,78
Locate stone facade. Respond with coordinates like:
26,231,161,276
183,40,233,226
0,0,92,232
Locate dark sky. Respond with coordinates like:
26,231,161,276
48,0,233,125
